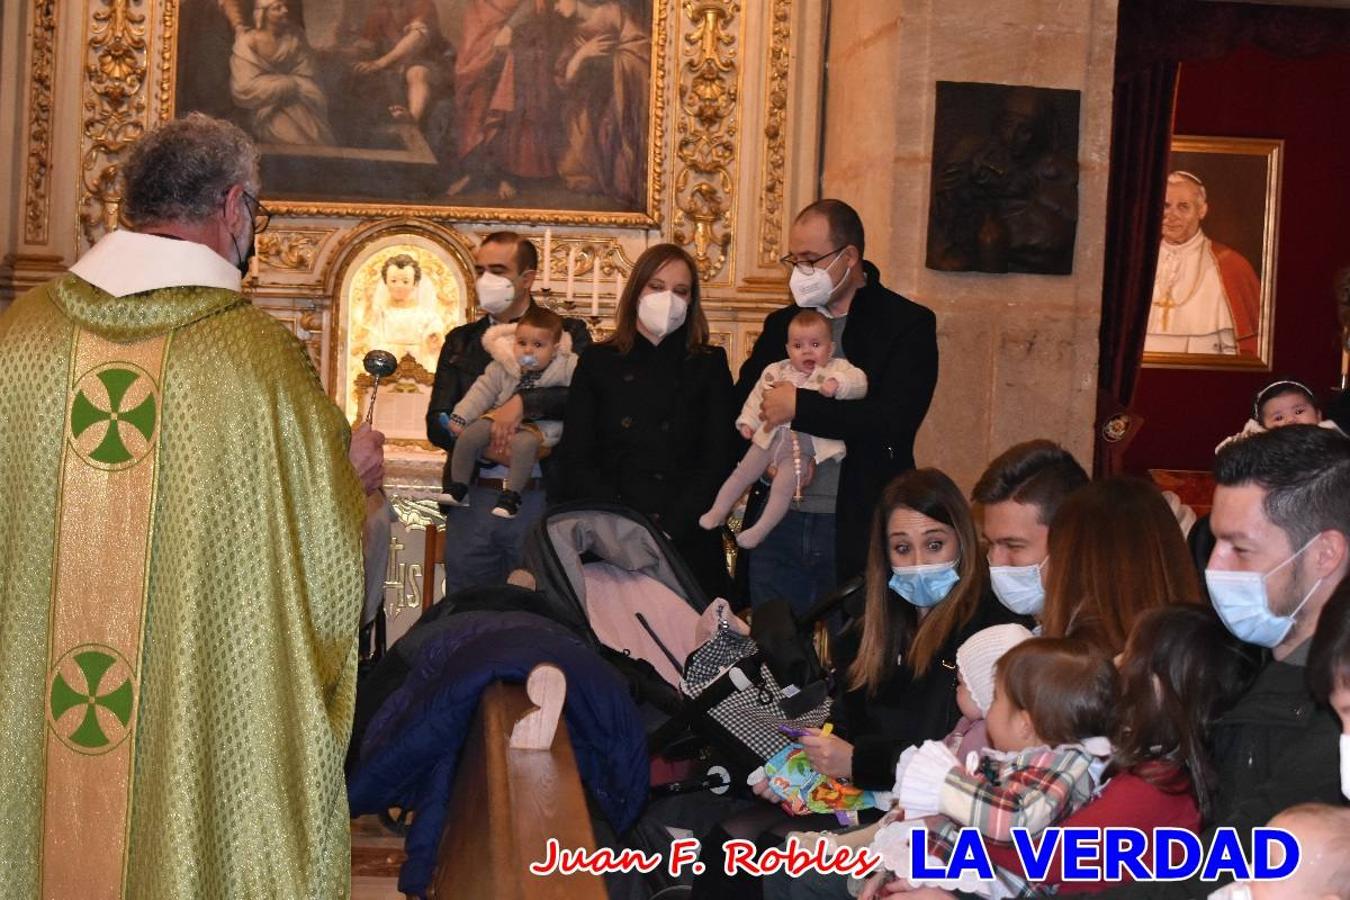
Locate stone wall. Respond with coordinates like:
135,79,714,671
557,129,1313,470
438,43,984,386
821,0,1118,490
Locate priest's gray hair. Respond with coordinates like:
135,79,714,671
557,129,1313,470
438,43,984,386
1167,170,1207,204
120,113,260,228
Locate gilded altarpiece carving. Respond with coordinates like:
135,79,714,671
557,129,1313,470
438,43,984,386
39,0,822,630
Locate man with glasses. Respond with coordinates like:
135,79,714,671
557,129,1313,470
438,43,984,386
734,199,938,615
0,113,364,896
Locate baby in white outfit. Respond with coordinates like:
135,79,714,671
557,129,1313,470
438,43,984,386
699,309,866,548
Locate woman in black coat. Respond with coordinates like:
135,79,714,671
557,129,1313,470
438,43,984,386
557,243,735,598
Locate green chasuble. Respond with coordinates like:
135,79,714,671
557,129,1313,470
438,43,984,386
0,274,364,898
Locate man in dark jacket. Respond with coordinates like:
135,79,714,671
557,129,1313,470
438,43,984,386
735,200,938,614
426,231,590,592
1100,426,1350,900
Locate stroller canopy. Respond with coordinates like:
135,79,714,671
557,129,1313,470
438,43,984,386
522,502,713,685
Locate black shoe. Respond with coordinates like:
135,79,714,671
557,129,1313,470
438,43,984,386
491,489,521,519
443,482,469,506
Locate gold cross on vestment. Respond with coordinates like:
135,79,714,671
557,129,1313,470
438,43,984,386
1155,291,1179,331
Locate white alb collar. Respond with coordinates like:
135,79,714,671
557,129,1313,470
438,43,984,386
70,230,242,297
1160,227,1207,256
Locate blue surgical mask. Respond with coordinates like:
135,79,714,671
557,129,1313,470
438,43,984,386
1204,538,1322,648
988,558,1046,617
889,561,960,608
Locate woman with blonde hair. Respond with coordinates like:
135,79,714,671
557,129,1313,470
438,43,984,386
1041,476,1203,654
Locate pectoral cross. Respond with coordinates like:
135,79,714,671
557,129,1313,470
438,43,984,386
1155,291,1179,331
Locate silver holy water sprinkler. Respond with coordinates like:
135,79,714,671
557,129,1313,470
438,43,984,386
362,349,398,426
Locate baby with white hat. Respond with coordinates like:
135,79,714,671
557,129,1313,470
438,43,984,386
784,623,1033,858
949,622,1035,764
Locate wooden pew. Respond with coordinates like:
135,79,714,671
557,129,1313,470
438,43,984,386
430,667,606,900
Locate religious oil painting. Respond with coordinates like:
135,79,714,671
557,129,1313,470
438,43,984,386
170,0,659,223
339,238,468,439
1143,136,1282,371
926,81,1081,276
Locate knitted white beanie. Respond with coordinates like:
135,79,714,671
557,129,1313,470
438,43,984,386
955,623,1034,716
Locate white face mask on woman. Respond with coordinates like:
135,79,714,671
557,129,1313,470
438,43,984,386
637,290,687,342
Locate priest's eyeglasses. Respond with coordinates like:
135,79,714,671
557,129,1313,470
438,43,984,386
779,246,845,275
241,190,273,235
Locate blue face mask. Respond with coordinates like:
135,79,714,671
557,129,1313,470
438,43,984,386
989,558,1047,617
1204,538,1321,648
889,561,960,608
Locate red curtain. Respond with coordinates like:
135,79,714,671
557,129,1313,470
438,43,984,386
1094,0,1350,475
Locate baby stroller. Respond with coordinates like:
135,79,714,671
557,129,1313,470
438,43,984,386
520,501,834,790
347,502,837,897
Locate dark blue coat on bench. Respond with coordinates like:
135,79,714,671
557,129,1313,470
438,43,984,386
347,610,649,896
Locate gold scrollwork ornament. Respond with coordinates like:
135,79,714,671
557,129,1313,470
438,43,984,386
79,0,151,247
673,0,739,282
24,0,59,245
257,231,326,272
758,0,792,267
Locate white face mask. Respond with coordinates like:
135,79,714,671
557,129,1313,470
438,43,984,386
637,289,687,342
1341,733,1350,800
788,251,850,308
476,272,518,316
988,558,1046,617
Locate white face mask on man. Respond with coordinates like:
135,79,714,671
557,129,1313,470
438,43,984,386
788,250,850,308
476,272,518,316
637,290,688,342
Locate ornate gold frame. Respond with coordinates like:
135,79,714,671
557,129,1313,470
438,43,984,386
152,0,671,227
1142,136,1282,372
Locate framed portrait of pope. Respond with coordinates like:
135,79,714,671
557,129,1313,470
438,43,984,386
1142,136,1282,371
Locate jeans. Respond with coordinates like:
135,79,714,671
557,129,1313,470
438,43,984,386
747,509,837,620
441,483,547,595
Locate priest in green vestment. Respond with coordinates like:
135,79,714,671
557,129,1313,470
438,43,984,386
0,113,365,898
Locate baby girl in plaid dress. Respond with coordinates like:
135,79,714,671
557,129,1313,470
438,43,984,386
864,638,1117,899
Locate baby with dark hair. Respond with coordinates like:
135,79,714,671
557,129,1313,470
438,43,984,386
1215,378,1346,453
444,305,576,518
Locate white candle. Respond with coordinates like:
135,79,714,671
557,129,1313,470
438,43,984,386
614,268,623,308
565,247,576,304
541,228,553,290
590,255,600,317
